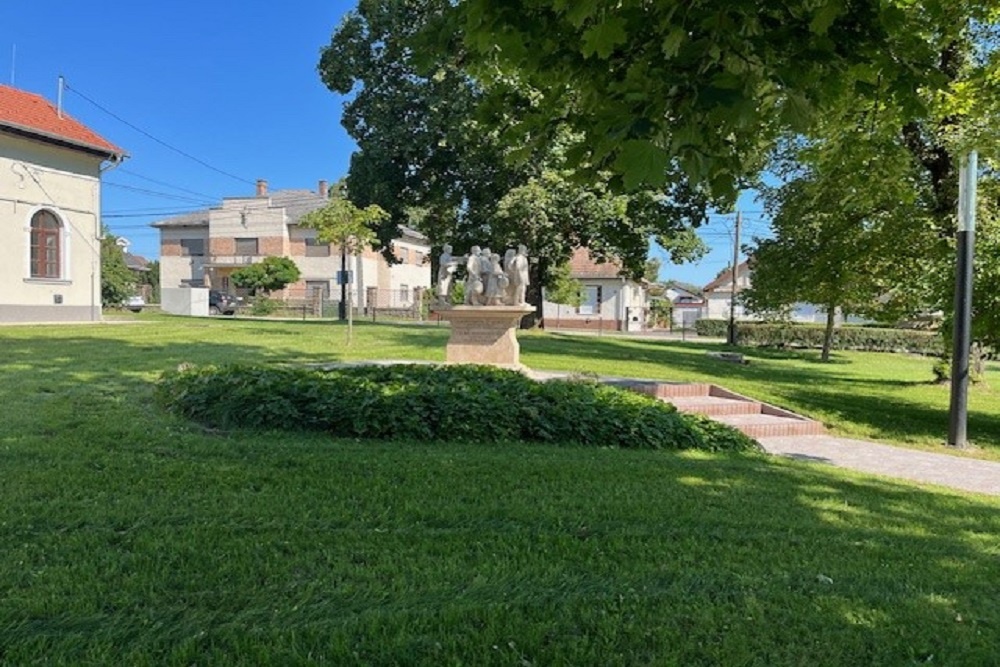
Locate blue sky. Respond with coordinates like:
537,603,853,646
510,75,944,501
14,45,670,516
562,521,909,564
3,0,767,289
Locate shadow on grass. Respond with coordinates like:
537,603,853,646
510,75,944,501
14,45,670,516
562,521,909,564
0,429,998,663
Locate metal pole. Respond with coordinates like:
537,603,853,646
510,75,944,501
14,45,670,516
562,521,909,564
727,210,741,345
338,243,347,321
948,151,977,448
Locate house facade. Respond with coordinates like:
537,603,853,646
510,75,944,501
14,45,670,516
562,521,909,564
702,260,753,321
662,281,706,330
542,247,648,332
0,85,124,322
153,180,431,308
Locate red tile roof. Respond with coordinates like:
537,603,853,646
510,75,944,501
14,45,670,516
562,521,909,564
0,85,123,158
568,247,623,279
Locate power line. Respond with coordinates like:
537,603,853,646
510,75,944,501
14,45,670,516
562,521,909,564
104,181,216,205
65,82,257,187
117,167,221,201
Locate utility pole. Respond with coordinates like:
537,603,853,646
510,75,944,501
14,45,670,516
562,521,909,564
727,210,741,345
948,151,977,447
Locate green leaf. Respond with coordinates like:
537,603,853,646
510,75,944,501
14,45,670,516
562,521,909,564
614,140,669,190
581,17,628,59
810,0,843,34
564,0,599,28
661,27,685,58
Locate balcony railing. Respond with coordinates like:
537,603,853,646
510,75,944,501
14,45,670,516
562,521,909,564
206,254,264,267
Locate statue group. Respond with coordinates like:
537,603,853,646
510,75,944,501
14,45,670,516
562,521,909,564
436,244,530,307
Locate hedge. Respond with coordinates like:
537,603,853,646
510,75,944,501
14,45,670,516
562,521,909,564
693,320,942,354
156,363,760,453
694,319,729,337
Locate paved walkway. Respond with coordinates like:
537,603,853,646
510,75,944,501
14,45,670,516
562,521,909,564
758,435,1000,496
527,368,1000,497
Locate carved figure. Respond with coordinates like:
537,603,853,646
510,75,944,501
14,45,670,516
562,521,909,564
486,253,509,305
464,246,485,305
507,244,530,306
436,244,460,304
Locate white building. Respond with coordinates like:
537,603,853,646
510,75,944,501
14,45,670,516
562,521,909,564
152,179,431,309
542,247,649,332
0,85,125,322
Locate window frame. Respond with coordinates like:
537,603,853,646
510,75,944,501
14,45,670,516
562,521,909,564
29,209,63,279
305,237,331,257
235,237,259,256
179,238,206,257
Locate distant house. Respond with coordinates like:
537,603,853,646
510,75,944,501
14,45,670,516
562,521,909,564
702,261,752,321
662,281,706,329
541,247,649,332
151,179,431,308
700,261,869,326
0,85,125,322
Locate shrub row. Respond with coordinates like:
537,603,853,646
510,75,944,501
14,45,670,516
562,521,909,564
156,364,759,453
694,319,729,337
695,319,942,355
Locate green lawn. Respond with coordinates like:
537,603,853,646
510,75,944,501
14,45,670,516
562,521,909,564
519,330,1000,456
2,316,999,664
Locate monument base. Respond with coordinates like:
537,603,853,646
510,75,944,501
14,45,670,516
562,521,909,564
431,305,535,367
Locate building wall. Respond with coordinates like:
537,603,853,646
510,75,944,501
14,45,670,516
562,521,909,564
542,278,647,331
159,226,209,289
157,211,431,309
0,134,105,322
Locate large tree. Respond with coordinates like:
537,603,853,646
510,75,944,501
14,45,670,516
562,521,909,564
745,18,1000,356
318,0,708,307
743,127,933,361
442,0,994,199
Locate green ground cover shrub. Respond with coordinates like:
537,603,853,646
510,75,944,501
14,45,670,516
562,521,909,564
157,364,760,452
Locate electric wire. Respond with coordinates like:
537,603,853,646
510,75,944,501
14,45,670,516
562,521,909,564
65,82,257,187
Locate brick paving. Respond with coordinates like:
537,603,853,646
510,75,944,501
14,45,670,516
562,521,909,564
758,435,1000,496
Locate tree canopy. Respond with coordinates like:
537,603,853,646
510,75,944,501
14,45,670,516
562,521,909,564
442,0,996,200
318,0,708,295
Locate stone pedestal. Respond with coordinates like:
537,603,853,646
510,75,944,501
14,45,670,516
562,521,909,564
432,305,535,367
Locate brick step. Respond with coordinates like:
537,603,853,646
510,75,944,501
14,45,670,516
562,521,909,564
713,413,826,438
667,396,762,416
618,382,825,440
648,383,713,399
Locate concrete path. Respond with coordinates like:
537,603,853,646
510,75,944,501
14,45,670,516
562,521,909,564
758,435,1000,496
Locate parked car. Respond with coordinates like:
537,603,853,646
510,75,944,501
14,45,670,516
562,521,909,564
123,295,145,312
209,290,241,316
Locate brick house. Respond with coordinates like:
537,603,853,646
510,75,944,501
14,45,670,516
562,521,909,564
152,179,430,308
541,247,649,332
0,84,125,322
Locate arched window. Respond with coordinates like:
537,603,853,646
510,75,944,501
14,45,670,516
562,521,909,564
30,210,62,279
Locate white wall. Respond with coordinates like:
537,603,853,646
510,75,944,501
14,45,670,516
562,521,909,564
0,134,104,322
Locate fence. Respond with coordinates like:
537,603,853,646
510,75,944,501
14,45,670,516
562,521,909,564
243,287,429,321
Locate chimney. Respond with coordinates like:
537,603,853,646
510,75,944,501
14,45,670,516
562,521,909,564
255,179,268,197
318,179,329,198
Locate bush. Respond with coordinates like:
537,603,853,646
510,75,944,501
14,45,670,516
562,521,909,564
156,364,760,453
730,322,942,355
248,297,279,316
695,319,729,337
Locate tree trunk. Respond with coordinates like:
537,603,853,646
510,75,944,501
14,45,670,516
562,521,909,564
821,305,836,362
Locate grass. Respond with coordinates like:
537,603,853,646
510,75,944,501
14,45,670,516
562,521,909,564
1,315,999,664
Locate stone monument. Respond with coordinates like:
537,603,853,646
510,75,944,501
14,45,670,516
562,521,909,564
432,243,534,367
